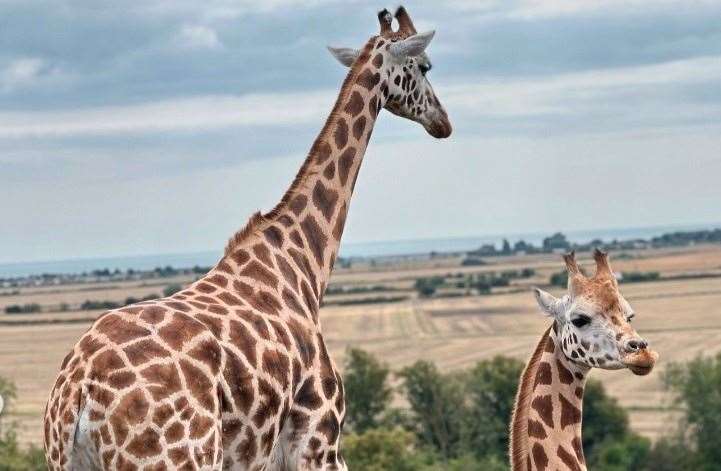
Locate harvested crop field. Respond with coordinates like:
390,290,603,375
2,245,720,445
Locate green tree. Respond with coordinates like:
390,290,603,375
588,434,650,471
582,379,630,457
0,376,45,470
0,376,17,435
342,428,436,471
0,431,46,471
466,356,524,460
397,361,467,459
444,454,508,471
343,349,393,433
664,353,721,470
643,436,696,471
579,379,656,470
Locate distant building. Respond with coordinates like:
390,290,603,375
543,232,571,252
476,244,498,256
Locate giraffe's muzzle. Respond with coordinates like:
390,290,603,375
622,348,659,376
426,115,452,138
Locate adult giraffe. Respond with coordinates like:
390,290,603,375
44,7,451,471
509,250,659,471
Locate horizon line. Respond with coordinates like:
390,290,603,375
2,220,719,269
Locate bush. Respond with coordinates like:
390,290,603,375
80,300,121,310
342,428,436,471
323,296,408,306
0,431,46,471
643,436,697,471
124,294,158,305
163,284,184,297
0,376,45,470
443,454,508,471
663,353,721,470
4,304,41,314
588,434,650,471
460,257,486,266
343,349,392,433
550,270,568,287
620,271,660,283
414,277,445,297
466,356,524,460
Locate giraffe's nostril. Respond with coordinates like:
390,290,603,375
626,339,648,352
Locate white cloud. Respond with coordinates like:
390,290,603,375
0,90,333,139
444,0,718,20
178,25,222,49
1,57,47,92
441,55,721,119
138,0,335,22
0,54,719,140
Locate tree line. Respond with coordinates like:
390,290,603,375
341,349,721,471
1,351,719,469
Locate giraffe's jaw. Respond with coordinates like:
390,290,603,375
622,349,659,376
423,110,452,138
425,119,452,138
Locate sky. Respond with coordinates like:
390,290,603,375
2,0,721,264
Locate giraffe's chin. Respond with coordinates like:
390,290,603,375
627,364,654,376
424,118,452,138
622,349,659,376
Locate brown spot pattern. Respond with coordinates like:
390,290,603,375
344,91,364,116
312,181,339,222
338,147,356,187
531,394,554,429
334,118,348,149
559,393,581,429
300,216,328,267
352,116,366,140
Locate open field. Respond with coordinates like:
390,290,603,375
2,245,721,446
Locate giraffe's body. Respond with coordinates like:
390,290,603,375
44,7,450,471
509,251,659,471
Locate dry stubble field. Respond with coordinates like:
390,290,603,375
2,245,721,446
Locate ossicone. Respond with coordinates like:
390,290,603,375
563,250,581,275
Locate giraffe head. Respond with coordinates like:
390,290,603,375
533,250,659,376
328,6,452,138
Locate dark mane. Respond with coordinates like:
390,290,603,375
509,326,553,470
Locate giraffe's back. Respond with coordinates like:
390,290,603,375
44,273,345,470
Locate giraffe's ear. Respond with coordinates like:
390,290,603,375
389,30,435,58
533,288,561,318
327,46,360,67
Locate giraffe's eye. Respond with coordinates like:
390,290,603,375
571,315,591,328
419,63,431,75
626,313,635,323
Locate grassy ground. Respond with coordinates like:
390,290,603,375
2,245,720,445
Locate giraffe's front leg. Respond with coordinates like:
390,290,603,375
293,407,347,471
283,352,347,470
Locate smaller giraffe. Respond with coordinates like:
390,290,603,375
509,250,658,471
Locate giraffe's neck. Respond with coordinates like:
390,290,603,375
510,325,590,471
219,36,389,322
